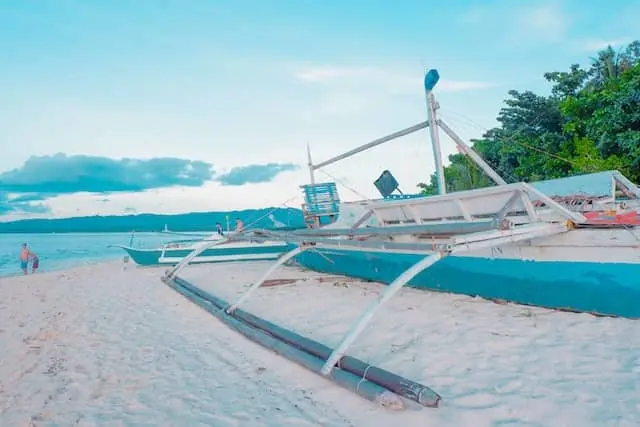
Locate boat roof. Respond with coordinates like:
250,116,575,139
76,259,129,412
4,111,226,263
337,170,640,207
529,170,638,199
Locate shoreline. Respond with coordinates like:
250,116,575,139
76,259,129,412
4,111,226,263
0,232,170,279
0,256,129,279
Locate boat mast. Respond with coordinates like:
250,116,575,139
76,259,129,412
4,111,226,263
306,142,316,185
424,69,446,195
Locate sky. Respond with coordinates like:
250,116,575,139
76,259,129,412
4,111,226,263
0,0,637,221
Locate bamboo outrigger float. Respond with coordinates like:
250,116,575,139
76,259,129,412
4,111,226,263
162,68,640,408
163,274,441,408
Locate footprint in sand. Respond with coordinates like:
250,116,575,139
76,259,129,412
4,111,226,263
279,417,321,426
90,377,108,400
432,376,457,387
450,391,500,410
27,345,42,355
492,420,542,427
43,357,65,376
230,411,257,422
493,379,524,395
74,364,89,375
210,413,243,426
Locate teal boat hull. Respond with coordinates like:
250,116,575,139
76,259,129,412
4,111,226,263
116,241,289,266
290,245,640,318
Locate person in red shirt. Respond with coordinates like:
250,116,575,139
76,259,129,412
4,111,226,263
19,243,33,275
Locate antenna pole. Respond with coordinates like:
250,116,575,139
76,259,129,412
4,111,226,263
424,69,446,195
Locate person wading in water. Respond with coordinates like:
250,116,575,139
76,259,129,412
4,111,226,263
19,243,34,275
30,251,39,273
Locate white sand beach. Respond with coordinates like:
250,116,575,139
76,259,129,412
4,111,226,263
1,260,639,426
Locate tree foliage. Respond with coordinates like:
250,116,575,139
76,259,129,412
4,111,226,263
418,41,640,195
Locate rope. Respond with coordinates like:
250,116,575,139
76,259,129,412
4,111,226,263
356,364,374,392
440,108,578,168
243,195,302,230
317,168,369,200
437,113,519,184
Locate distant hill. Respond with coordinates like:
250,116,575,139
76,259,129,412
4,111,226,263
0,207,305,233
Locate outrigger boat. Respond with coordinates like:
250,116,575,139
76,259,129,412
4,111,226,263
167,69,640,390
114,232,289,266
161,69,640,409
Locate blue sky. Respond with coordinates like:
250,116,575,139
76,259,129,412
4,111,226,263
0,0,637,220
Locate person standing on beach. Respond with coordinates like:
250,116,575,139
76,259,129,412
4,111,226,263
30,251,40,273
19,243,32,275
235,218,244,233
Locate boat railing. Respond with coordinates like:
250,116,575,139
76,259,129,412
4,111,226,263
169,181,592,251
186,184,581,246
383,193,425,200
347,182,585,229
301,182,341,228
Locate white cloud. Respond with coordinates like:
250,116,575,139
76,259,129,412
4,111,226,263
579,38,631,52
460,3,569,44
459,6,489,24
517,4,568,42
314,91,381,117
293,65,496,94
437,80,498,92
295,66,379,83
0,170,311,221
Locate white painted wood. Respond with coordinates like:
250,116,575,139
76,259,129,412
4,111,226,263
455,198,472,221
437,118,508,186
320,251,447,376
158,252,283,264
304,226,640,264
225,246,307,313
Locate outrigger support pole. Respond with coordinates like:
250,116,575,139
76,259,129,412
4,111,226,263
166,238,231,278
320,250,448,376
226,245,309,314
319,222,570,376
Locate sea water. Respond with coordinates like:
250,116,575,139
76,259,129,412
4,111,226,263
0,232,171,277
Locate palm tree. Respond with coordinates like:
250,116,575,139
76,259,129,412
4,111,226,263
589,41,640,87
589,46,622,86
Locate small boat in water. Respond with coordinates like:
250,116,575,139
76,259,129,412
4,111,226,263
114,232,289,266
